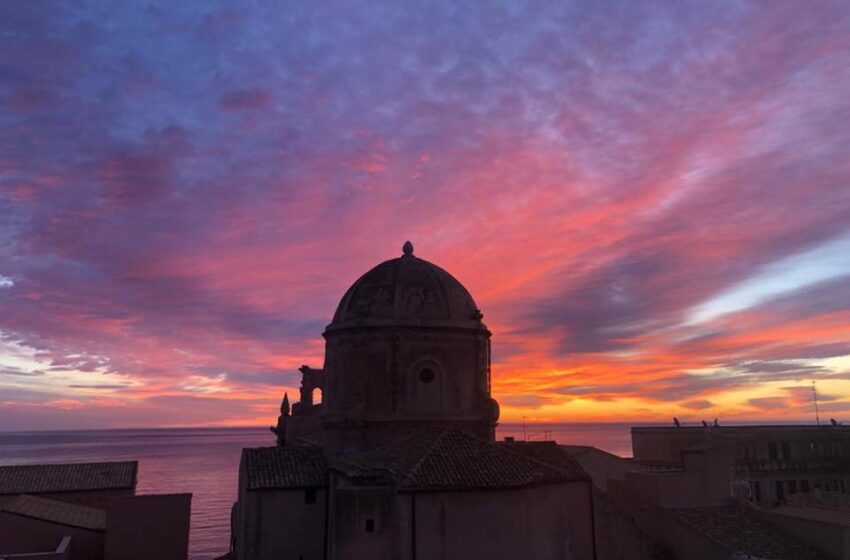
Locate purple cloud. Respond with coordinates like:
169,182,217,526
1,1,850,428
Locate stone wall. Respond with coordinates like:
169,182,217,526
409,483,591,560
103,493,191,560
237,488,327,560
0,512,101,560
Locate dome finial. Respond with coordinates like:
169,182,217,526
402,240,414,256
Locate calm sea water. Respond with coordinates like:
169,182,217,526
0,423,640,560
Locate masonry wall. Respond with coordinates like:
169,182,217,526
239,488,327,560
0,511,102,560
411,483,591,560
321,328,493,450
103,493,191,560
591,486,657,560
330,485,395,560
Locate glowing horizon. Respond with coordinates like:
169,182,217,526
2,1,850,430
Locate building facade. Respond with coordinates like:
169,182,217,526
0,461,191,560
229,243,595,560
632,425,850,506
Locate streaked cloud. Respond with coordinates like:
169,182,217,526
689,232,850,324
1,0,850,429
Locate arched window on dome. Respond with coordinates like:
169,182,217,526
406,358,445,414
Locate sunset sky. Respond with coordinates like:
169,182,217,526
2,1,850,430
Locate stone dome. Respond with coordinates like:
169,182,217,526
329,242,483,329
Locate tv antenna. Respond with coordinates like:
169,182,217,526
812,381,820,426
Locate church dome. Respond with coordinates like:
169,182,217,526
329,242,484,329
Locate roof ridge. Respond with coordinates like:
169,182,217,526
498,442,574,478
0,460,137,468
399,426,454,486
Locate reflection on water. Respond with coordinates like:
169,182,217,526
0,424,638,559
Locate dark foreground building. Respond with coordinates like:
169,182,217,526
225,243,596,560
632,424,850,506
567,424,850,560
0,461,191,560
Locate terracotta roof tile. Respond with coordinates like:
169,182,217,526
497,441,590,481
1,494,106,530
0,462,137,495
785,491,850,511
335,427,577,491
672,504,829,560
243,444,328,490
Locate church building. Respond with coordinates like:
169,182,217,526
227,242,595,560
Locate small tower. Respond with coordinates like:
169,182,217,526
269,393,290,446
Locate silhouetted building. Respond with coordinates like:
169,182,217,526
568,425,849,560
0,461,191,560
227,243,596,560
632,425,850,506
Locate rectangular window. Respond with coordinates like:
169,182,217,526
752,481,761,501
365,518,375,533
788,480,797,494
305,488,316,504
781,441,791,459
802,479,810,492
775,481,784,501
769,442,778,460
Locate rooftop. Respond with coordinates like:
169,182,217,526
335,427,586,491
0,494,106,530
496,440,590,481
0,461,137,495
242,428,589,493
785,491,850,511
672,504,828,560
632,424,850,434
242,444,328,490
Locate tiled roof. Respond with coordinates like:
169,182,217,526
0,461,137,495
1,494,106,530
335,427,576,491
672,504,829,560
497,441,590,481
785,491,850,511
243,444,328,490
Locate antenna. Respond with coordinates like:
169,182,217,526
812,381,821,426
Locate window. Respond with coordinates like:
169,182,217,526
365,518,375,532
802,479,810,492
305,488,316,504
752,481,761,501
775,481,784,501
419,368,435,383
769,442,778,460
781,441,791,459
788,480,797,494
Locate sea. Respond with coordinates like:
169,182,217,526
0,423,646,560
